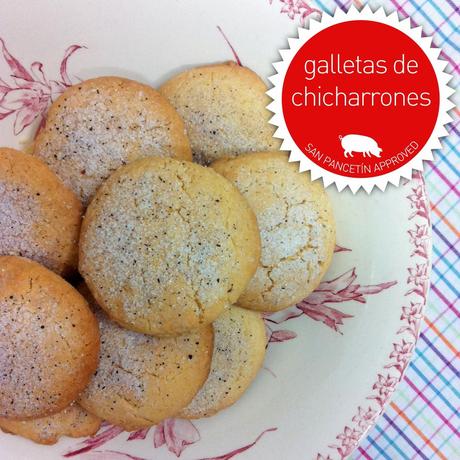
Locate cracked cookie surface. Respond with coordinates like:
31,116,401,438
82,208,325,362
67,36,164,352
34,76,192,206
180,306,266,419
0,403,101,445
78,286,213,431
0,256,99,420
160,62,281,165
212,152,335,312
79,157,260,336
0,148,82,277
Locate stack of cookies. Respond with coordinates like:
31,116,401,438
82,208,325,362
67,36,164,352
0,62,335,444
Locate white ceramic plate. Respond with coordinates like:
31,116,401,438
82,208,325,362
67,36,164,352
0,1,431,459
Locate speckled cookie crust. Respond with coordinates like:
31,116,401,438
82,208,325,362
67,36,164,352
0,256,99,420
212,152,336,312
79,157,261,336
34,76,192,205
0,148,82,277
160,62,281,164
180,306,266,419
0,403,101,445
78,287,213,431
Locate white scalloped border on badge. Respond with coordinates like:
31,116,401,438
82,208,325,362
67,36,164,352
267,5,455,193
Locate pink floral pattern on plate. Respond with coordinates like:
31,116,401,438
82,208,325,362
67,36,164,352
63,425,124,457
0,38,83,135
264,264,397,342
268,0,321,26
65,421,276,460
154,419,201,457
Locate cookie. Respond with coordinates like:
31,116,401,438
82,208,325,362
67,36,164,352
34,76,192,205
79,157,260,336
180,306,266,419
0,148,82,277
0,403,101,445
78,287,213,431
212,152,335,311
160,62,280,164
0,256,100,420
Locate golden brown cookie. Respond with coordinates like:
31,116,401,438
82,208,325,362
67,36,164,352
78,289,213,431
79,157,260,336
34,76,192,205
160,62,280,164
0,403,101,445
212,152,335,311
0,256,100,420
180,306,266,419
0,148,82,277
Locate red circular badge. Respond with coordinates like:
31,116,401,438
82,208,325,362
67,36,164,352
280,20,440,180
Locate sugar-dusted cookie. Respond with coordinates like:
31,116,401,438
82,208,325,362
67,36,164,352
78,288,213,431
160,62,280,164
0,256,99,419
34,76,192,205
79,157,260,336
0,403,101,445
0,148,82,277
212,152,335,311
180,306,266,418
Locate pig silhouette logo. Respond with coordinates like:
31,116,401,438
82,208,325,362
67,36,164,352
339,134,383,159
